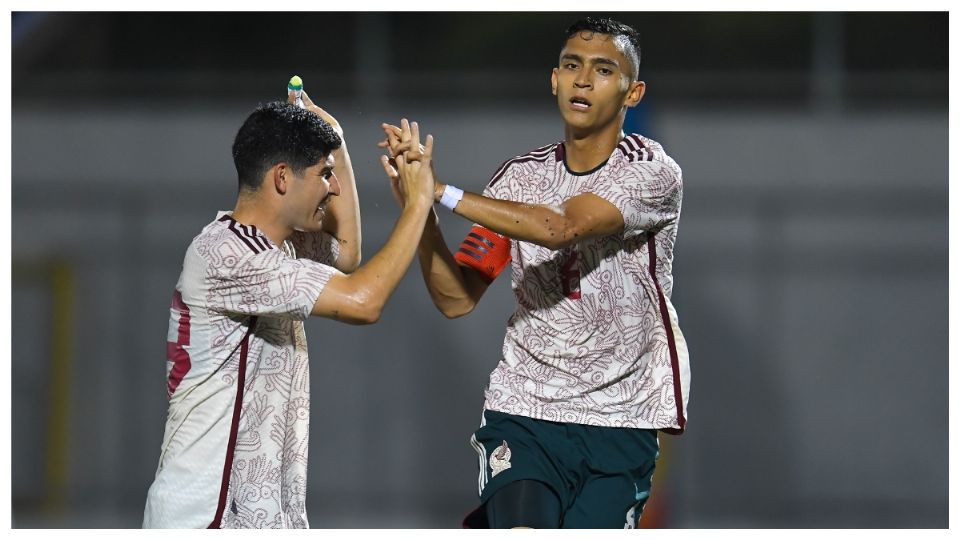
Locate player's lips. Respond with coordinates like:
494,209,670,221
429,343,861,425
569,96,592,111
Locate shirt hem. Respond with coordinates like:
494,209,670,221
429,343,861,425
483,400,681,431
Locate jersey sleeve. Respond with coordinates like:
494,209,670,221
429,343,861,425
288,230,341,266
585,160,682,238
481,182,498,200
206,248,339,320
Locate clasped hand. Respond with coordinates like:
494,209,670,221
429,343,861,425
378,119,435,209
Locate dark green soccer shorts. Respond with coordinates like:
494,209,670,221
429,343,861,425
468,409,660,528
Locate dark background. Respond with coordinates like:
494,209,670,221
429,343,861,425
11,12,948,527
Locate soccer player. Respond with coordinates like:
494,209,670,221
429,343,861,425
143,91,436,528
381,17,690,528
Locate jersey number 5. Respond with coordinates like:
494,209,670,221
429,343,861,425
561,248,581,300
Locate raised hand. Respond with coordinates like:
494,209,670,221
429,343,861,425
378,121,429,160
288,89,344,138
379,153,404,208
377,123,403,157
381,120,435,210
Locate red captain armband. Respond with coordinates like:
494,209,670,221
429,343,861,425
454,225,512,284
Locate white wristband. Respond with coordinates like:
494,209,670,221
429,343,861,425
439,185,464,211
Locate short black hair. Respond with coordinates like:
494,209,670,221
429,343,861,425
232,101,342,192
563,17,641,80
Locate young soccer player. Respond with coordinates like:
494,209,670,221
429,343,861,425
144,91,436,528
381,17,690,528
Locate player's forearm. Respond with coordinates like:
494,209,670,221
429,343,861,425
417,210,478,318
323,143,362,272
336,200,431,323
437,183,574,251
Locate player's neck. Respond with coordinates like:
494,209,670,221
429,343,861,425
231,197,290,246
563,120,625,173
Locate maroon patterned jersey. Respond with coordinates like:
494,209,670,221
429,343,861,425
481,134,691,431
144,212,340,528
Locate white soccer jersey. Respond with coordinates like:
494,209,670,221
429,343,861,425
481,134,691,431
143,212,340,528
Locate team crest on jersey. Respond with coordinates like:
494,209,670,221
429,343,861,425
489,440,512,477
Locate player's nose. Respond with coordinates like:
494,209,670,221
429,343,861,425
328,173,342,196
574,70,592,88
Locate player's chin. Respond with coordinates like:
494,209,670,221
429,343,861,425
300,213,325,231
560,110,597,131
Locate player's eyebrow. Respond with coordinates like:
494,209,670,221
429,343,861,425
591,57,620,69
560,53,620,69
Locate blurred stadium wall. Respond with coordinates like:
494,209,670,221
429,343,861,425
11,12,947,527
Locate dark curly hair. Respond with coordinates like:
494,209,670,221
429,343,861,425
232,101,342,192
563,17,641,80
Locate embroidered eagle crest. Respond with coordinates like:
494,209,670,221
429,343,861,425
490,440,512,477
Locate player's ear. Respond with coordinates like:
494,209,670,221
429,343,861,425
625,80,646,108
273,164,289,195
551,68,559,96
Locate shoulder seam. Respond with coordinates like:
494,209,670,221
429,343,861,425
618,134,655,162
218,215,274,255
226,218,263,254
486,143,558,189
